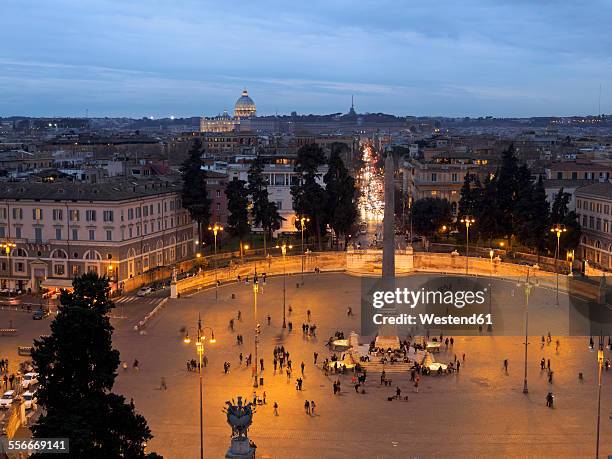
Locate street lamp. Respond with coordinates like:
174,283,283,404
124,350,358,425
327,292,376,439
208,224,223,301
460,216,475,275
240,242,249,263
550,224,567,305
517,268,538,394
487,249,494,332
299,216,309,285
252,270,260,388
182,315,215,459
596,334,604,459
0,242,16,298
276,242,293,328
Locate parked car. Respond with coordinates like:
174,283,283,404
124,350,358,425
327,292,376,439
136,287,152,297
22,372,39,389
22,390,38,410
0,390,16,409
32,309,50,320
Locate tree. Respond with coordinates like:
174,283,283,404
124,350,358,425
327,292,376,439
31,273,157,459
247,155,279,255
495,144,520,236
549,188,582,254
458,173,482,218
291,144,328,250
474,174,503,245
515,175,550,259
181,139,210,252
324,147,358,248
225,178,251,255
411,198,452,239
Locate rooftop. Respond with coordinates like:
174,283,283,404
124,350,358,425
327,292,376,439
575,181,612,199
0,176,183,201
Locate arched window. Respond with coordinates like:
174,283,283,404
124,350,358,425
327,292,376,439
595,240,601,249
127,248,136,258
50,249,68,259
83,250,102,260
12,248,28,257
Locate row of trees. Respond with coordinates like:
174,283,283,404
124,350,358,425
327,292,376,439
181,139,359,253
455,145,581,256
409,145,581,258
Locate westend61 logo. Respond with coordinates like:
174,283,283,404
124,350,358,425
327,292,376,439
360,276,496,335
372,288,486,309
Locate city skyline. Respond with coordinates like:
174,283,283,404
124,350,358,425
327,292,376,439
2,1,612,118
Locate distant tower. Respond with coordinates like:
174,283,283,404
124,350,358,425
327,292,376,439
348,95,356,116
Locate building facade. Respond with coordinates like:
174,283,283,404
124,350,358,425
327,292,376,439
0,178,195,293
575,182,612,270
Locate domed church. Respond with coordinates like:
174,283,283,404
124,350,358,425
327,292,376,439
233,89,256,119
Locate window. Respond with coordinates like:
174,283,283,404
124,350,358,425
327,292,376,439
15,262,24,273
451,173,458,182
128,227,133,238
128,209,134,220
150,204,154,215
103,210,114,222
72,228,78,240
596,218,601,231
556,171,563,180
106,230,112,241
577,200,581,210
53,209,63,220
157,203,161,213
54,264,65,276
0,227,4,238
589,216,594,228
136,225,141,236
143,206,148,217
55,228,62,240
136,207,141,218
70,210,80,222
431,173,437,182
89,229,95,241
604,220,609,233
86,210,97,222
12,208,23,220
32,208,43,220
0,208,6,219
34,228,42,242
72,265,79,276
274,174,285,186
15,227,21,238
572,172,578,179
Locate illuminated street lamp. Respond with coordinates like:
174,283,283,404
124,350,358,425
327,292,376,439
550,224,567,305
596,334,604,459
487,249,494,332
252,270,260,388
0,242,16,298
182,315,215,459
460,216,475,275
240,242,249,263
299,216,310,285
276,242,293,328
517,268,538,394
208,224,223,301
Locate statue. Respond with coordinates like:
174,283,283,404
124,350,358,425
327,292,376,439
224,396,256,458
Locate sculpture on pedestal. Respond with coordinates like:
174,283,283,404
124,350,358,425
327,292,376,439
224,396,256,458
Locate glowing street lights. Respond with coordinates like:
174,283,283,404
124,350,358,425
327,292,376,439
460,216,475,275
252,270,260,388
182,315,215,459
517,268,538,394
550,224,567,305
0,242,16,297
276,242,293,328
240,242,249,263
299,216,309,285
208,224,223,301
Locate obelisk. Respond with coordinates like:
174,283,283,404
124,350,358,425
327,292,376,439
382,153,395,278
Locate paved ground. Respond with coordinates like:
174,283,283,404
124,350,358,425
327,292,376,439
1,273,611,458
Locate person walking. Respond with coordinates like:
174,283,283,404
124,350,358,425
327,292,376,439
546,392,554,407
310,400,316,416
273,402,279,416
237,310,242,321
307,309,311,322
540,358,546,370
304,400,310,415
414,377,420,393
503,359,508,374
239,353,243,366
260,358,264,371
133,359,139,371
160,377,167,390
313,352,318,365
396,386,402,399
301,361,305,375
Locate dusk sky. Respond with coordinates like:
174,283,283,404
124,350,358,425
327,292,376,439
2,0,611,118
